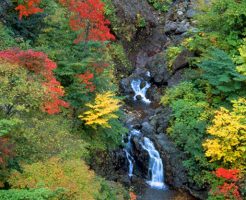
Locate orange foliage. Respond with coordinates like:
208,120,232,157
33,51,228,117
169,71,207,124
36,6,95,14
59,0,115,43
15,0,43,20
212,168,243,200
215,168,240,181
0,49,69,114
129,191,137,200
77,71,95,92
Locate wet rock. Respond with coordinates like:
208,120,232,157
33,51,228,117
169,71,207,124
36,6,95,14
132,137,149,178
112,0,158,41
175,21,190,34
153,133,188,188
120,78,132,94
91,149,128,181
146,52,171,84
164,22,178,33
148,107,172,134
141,121,155,135
136,95,142,101
146,85,161,102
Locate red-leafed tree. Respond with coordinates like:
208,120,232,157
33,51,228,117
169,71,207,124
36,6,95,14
77,71,95,92
59,0,115,43
211,168,243,200
15,0,43,20
0,49,69,114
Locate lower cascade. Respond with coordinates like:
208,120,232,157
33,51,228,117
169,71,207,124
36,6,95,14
124,149,134,177
124,129,166,190
140,137,166,190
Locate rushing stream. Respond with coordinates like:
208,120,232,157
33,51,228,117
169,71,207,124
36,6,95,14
140,137,166,189
124,79,166,190
131,79,151,104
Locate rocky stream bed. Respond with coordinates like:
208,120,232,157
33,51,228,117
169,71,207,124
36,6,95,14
92,1,208,199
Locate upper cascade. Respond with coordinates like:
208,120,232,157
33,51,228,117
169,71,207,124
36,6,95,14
131,79,151,104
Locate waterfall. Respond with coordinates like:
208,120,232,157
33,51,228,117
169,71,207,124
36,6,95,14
124,129,165,190
131,79,151,104
124,129,140,177
124,149,134,177
141,137,166,190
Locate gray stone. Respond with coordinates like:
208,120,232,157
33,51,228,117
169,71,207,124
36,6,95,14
164,21,178,33
146,52,171,84
176,22,190,33
172,49,194,72
186,8,196,18
141,121,155,135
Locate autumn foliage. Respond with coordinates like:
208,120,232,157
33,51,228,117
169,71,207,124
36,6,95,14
215,168,240,181
59,0,115,43
15,0,43,20
77,71,95,92
79,91,120,128
9,157,100,200
0,49,69,114
211,168,242,200
129,191,137,200
203,98,246,169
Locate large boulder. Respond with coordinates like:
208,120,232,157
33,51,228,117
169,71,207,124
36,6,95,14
132,136,150,178
141,121,155,136
146,52,171,84
172,49,193,72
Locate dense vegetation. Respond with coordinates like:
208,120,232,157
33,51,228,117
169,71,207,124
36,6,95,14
0,0,245,200
0,0,128,199
163,0,246,199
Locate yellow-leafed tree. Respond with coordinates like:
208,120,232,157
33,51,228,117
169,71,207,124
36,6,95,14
203,98,246,170
79,91,121,129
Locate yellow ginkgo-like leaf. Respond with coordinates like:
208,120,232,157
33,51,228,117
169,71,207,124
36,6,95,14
79,91,121,129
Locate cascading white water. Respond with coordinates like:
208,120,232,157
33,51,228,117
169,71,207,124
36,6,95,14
131,79,151,104
141,137,166,190
124,149,134,177
124,129,141,177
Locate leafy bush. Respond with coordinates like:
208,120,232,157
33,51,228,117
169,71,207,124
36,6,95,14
161,82,216,186
203,98,246,170
13,115,89,163
207,168,243,200
0,23,16,50
197,48,246,100
0,188,64,200
0,60,45,117
148,0,172,12
79,91,121,129
166,46,183,71
196,0,246,53
9,157,101,200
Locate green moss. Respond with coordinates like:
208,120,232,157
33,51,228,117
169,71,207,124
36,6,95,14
148,0,172,12
166,46,183,71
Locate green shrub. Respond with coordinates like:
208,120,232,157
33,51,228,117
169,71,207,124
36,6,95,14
0,188,64,200
197,48,246,100
161,82,216,186
195,0,246,53
148,0,172,12
166,46,183,71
